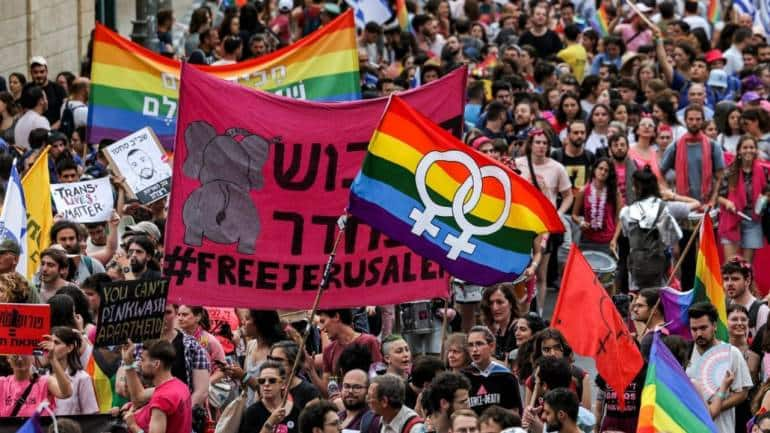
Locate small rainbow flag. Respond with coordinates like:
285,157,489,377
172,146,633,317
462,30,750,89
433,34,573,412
694,213,728,341
707,0,723,23
637,333,718,433
590,4,611,37
89,11,359,150
396,0,409,32
660,286,695,340
348,97,564,285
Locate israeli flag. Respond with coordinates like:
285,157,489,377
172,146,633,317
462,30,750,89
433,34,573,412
758,0,770,33
734,0,757,18
346,0,393,29
0,163,27,275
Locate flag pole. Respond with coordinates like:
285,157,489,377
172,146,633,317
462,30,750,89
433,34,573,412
641,210,706,335
439,296,450,358
280,214,347,407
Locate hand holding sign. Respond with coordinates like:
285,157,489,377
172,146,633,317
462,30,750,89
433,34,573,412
121,339,137,365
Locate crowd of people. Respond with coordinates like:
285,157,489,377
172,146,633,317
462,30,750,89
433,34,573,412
1,0,770,432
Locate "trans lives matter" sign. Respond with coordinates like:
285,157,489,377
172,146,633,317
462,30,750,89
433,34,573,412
95,278,169,347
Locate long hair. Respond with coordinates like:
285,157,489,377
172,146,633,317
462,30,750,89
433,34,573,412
727,135,758,190
654,96,681,126
555,92,584,125
586,103,612,135
51,326,83,375
532,328,574,365
588,157,619,212
632,165,661,201
524,130,551,191
479,285,518,328
715,105,742,136
250,310,289,346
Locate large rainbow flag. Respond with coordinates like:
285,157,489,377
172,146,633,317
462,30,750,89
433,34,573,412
694,213,728,341
88,11,359,150
348,97,564,285
637,333,717,433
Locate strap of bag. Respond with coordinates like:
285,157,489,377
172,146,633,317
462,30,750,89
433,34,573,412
10,375,39,417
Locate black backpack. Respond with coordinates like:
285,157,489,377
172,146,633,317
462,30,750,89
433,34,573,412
60,100,84,137
749,299,768,331
627,200,668,288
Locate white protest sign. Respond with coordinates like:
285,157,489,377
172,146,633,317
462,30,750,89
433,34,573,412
103,127,172,204
50,177,114,223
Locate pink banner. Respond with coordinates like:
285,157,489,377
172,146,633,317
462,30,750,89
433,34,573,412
165,64,467,309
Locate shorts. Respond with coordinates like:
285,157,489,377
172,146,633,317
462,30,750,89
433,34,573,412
721,219,765,249
546,233,564,255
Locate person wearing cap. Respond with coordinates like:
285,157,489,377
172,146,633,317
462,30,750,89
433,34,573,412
14,83,50,151
0,239,22,275
610,3,653,54
319,2,340,26
29,56,67,127
705,50,741,100
126,220,162,247
270,0,295,47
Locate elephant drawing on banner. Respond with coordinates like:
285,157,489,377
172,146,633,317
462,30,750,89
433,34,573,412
182,121,270,254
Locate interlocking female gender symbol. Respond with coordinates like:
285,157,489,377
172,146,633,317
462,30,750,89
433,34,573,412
408,150,512,260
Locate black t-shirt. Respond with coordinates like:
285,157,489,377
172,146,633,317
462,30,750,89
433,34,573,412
290,379,321,408
553,149,596,190
494,321,518,362
464,363,523,415
170,331,188,385
517,30,563,58
405,382,419,409
42,81,67,125
240,401,301,433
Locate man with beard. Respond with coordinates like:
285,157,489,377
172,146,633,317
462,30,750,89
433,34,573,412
723,258,768,339
541,388,582,433
123,235,162,280
29,56,67,127
463,326,522,416
631,288,665,356
608,134,637,206
37,247,71,302
339,369,380,433
552,120,595,193
423,372,472,433
126,148,170,191
517,4,562,58
687,302,752,433
49,220,105,284
122,339,193,433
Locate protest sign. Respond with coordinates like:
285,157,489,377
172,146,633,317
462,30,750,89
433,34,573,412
0,304,50,355
103,127,171,205
50,177,114,223
88,11,359,150
164,63,466,309
94,278,169,347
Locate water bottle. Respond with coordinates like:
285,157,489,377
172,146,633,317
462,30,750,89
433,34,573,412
756,195,768,216
327,376,340,397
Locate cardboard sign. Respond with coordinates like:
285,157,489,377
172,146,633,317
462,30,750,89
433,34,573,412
50,177,114,223
0,303,50,355
95,278,169,347
103,127,172,204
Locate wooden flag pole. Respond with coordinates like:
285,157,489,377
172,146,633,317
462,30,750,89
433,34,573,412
439,296,450,358
641,210,706,336
280,215,347,407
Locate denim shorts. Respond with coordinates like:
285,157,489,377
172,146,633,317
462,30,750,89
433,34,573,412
721,218,765,249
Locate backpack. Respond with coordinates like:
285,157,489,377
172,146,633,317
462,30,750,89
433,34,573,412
627,200,668,288
401,415,424,433
749,299,768,330
60,101,84,137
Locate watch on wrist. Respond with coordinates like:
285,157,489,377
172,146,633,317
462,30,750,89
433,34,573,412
122,266,132,274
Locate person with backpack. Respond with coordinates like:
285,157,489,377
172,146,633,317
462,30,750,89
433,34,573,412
59,79,88,139
368,374,426,433
724,257,768,340
616,166,682,291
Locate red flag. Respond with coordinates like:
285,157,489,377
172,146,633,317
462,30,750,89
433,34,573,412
552,244,643,408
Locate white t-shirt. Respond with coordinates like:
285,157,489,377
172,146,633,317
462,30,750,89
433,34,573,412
683,15,712,38
14,110,50,150
687,343,753,433
60,100,89,128
733,296,770,338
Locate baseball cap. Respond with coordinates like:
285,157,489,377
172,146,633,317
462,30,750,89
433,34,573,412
322,2,340,15
30,56,47,67
278,0,293,12
704,49,725,65
126,221,162,241
0,239,21,255
707,69,728,88
635,3,653,13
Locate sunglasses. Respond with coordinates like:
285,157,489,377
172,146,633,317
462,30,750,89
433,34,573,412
258,377,281,385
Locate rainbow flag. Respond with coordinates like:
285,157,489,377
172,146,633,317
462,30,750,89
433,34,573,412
708,0,723,23
694,213,728,341
89,11,359,150
590,4,611,37
348,97,564,285
396,0,409,31
637,333,718,433
660,286,695,340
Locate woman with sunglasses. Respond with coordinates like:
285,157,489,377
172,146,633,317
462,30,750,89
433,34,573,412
268,340,320,408
241,361,300,433
629,116,664,183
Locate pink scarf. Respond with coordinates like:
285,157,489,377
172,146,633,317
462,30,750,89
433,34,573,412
719,160,768,242
675,132,712,200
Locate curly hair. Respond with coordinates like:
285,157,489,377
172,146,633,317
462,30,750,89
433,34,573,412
0,272,31,303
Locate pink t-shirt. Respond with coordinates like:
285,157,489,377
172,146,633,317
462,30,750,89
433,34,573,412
615,24,652,53
615,161,628,205
514,157,572,206
135,378,192,433
0,375,55,417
